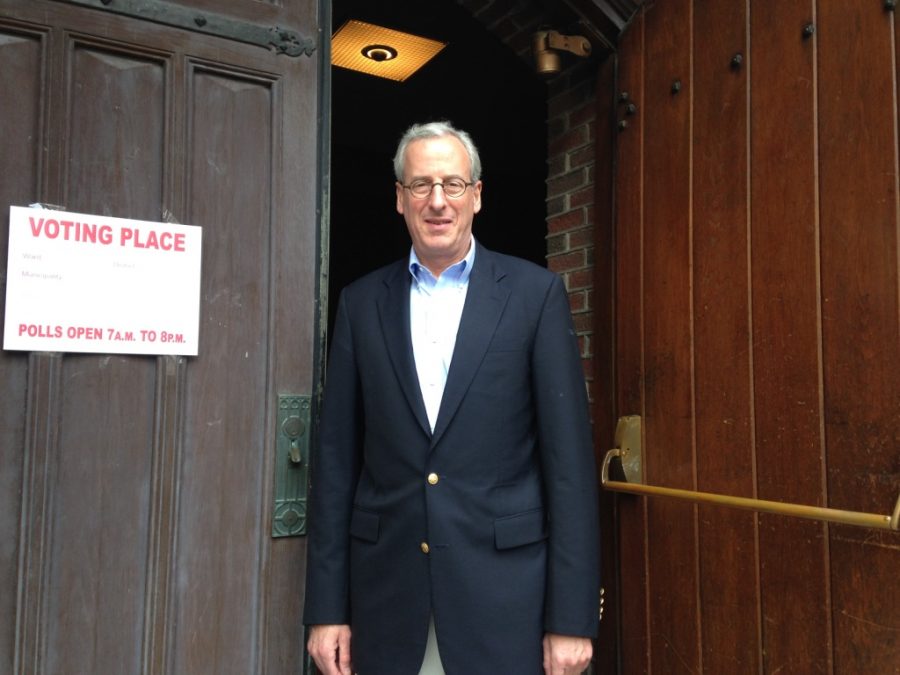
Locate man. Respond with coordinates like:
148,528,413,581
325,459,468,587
304,121,599,675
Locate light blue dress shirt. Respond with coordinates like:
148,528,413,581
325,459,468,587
408,239,476,432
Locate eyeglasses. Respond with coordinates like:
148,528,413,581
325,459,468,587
401,178,474,199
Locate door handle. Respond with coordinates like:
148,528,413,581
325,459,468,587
272,394,311,537
602,416,900,531
282,414,306,464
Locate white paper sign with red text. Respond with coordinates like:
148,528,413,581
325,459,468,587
3,206,202,355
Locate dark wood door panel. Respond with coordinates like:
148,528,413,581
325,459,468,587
64,44,166,219
612,15,647,674
612,1,900,673
1,1,320,673
175,65,276,675
0,21,49,675
47,356,158,674
640,0,698,672
749,2,831,672
692,0,758,670
818,1,900,669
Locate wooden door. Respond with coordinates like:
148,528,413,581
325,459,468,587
608,1,900,673
0,0,323,672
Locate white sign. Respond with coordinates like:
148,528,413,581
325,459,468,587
3,205,202,355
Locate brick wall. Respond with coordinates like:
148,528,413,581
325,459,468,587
545,61,597,403
455,0,600,404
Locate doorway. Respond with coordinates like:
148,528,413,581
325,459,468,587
328,0,548,330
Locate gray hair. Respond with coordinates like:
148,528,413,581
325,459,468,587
393,121,482,182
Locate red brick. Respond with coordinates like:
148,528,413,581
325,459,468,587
570,102,596,127
568,290,587,312
547,116,566,139
572,312,592,333
547,208,585,234
570,186,594,208
567,269,593,290
582,358,593,379
547,168,587,198
582,334,592,358
547,155,566,179
547,249,585,273
549,81,593,117
546,233,567,255
569,145,594,169
546,196,566,217
568,227,594,248
548,126,587,157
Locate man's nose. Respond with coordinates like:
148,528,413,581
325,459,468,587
428,184,448,207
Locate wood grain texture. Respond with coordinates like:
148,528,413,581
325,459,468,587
48,355,156,674
1,2,319,673
173,64,274,675
613,12,649,674
818,1,900,670
692,1,760,671
592,52,618,675
641,0,699,672
0,22,45,674
750,2,832,672
611,1,899,672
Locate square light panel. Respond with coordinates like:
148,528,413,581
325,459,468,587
331,20,447,82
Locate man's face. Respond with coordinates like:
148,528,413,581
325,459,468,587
396,135,482,276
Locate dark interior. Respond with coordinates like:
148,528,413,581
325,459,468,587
328,0,550,332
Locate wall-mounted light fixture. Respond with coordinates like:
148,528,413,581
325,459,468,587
332,20,447,82
532,30,592,77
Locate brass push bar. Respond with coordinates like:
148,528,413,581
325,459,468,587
602,416,900,531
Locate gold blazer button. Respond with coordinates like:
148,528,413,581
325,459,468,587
420,542,430,554
427,473,439,485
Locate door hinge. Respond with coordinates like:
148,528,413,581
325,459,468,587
56,0,316,57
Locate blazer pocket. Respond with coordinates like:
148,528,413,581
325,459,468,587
494,508,547,550
349,507,380,543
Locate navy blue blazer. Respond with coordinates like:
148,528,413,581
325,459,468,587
304,243,599,675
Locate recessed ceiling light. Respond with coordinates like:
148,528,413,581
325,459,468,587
332,20,447,82
361,44,398,62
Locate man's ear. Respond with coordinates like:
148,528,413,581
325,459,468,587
396,182,405,214
472,181,483,214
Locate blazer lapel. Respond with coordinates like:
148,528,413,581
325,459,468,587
376,262,432,437
430,247,509,448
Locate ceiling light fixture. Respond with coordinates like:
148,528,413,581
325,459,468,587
332,20,447,82
361,44,398,62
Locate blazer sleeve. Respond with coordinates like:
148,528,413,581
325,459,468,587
531,273,600,638
303,290,363,625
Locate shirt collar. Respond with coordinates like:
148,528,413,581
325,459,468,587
408,236,476,287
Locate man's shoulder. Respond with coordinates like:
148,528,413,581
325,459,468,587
478,246,560,289
342,258,406,296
